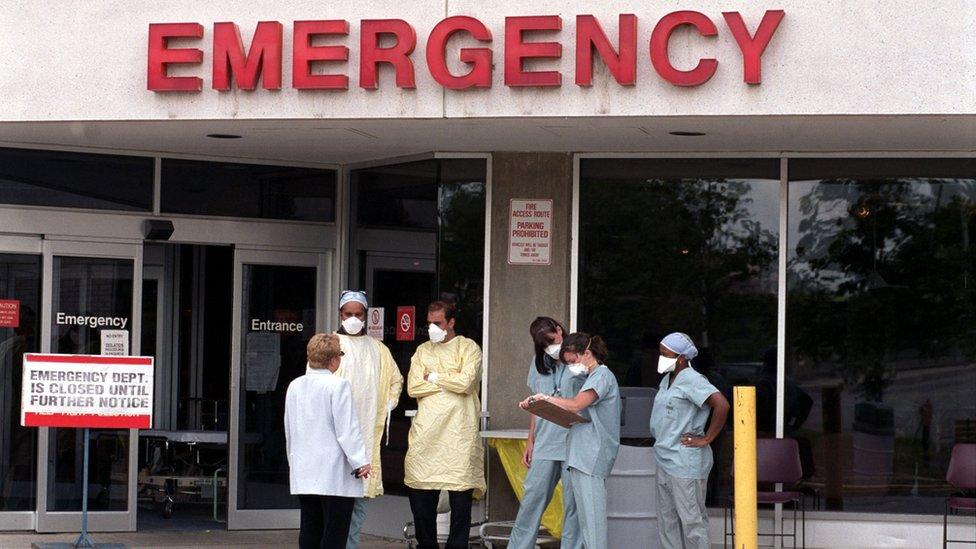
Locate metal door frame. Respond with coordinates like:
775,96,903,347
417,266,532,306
35,238,143,533
227,247,332,530
0,235,43,531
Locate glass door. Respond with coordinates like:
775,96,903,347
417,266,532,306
36,239,142,532
227,248,330,530
0,235,42,531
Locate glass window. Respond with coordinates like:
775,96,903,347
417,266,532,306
353,161,439,230
350,158,487,495
578,158,780,505
48,256,133,511
787,158,976,514
0,253,40,512
237,264,316,510
0,147,153,211
161,159,336,222
437,159,487,344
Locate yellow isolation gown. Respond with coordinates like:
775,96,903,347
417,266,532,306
334,333,404,498
404,335,486,498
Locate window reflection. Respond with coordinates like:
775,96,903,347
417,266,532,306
787,158,976,514
578,158,780,505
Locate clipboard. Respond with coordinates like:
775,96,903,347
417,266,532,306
524,398,590,428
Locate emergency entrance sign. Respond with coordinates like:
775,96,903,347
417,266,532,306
21,354,154,429
508,199,552,265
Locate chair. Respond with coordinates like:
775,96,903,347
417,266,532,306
944,443,976,548
725,437,806,548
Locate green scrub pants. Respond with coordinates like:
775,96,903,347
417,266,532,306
656,467,709,549
345,497,368,549
561,466,606,549
508,459,578,549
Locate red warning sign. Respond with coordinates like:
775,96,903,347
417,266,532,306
0,300,20,328
396,306,415,342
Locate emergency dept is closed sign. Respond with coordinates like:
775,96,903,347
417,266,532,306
21,354,155,429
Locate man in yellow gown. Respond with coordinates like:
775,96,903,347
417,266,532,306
332,290,403,549
405,300,485,549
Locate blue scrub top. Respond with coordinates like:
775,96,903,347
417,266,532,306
527,356,584,461
649,366,718,480
566,365,621,478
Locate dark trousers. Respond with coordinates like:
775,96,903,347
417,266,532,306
408,488,473,549
298,494,355,549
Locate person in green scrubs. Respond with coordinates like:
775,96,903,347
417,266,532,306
508,317,584,549
521,332,621,549
650,332,731,549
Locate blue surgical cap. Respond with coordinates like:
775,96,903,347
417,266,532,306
338,290,368,309
661,332,698,360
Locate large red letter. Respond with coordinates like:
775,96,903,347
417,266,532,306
426,16,492,90
723,10,785,84
360,20,417,89
575,14,637,86
504,16,562,87
650,11,718,87
212,21,283,91
293,20,350,90
147,23,203,92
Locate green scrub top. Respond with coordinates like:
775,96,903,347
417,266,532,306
649,366,718,480
566,365,621,478
527,356,585,461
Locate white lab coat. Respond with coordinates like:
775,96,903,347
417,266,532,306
284,368,368,497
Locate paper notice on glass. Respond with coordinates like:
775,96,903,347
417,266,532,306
100,329,129,356
524,399,590,428
245,352,281,392
246,331,280,354
245,332,281,392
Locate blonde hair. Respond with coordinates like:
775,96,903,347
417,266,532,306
307,333,342,369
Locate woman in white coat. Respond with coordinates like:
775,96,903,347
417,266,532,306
285,333,372,549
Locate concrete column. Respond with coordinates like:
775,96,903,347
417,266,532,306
485,152,573,520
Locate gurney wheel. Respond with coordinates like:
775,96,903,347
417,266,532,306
162,500,174,519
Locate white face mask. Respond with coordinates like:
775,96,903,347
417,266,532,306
568,363,588,376
658,355,678,374
341,316,365,335
428,323,447,343
545,343,561,360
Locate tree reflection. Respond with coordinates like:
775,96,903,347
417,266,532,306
789,178,976,402
580,177,778,380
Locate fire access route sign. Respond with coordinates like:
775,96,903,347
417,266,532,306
21,354,155,429
509,199,552,265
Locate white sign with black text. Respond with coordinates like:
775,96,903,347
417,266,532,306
508,198,553,265
367,307,384,340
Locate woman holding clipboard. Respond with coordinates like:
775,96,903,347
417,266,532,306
520,332,621,549
507,317,585,549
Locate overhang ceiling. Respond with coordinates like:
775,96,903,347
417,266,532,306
1,115,973,166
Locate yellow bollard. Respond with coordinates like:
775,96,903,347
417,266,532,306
734,386,758,549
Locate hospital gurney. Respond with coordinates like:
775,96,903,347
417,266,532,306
137,430,231,520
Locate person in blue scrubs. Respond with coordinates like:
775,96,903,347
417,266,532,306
650,332,730,549
508,317,584,549
521,332,621,549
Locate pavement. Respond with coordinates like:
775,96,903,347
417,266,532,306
0,531,407,548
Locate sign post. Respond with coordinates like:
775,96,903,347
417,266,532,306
22,354,154,548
